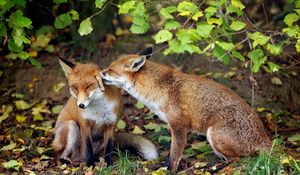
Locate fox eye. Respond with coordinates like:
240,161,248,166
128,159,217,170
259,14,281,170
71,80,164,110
86,84,93,90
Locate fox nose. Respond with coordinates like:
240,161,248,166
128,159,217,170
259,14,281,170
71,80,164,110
79,103,85,109
100,71,106,77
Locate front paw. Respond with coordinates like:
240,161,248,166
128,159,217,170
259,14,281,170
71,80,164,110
163,156,172,170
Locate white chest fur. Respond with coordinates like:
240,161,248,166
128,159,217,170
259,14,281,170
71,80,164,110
81,90,117,125
123,84,168,122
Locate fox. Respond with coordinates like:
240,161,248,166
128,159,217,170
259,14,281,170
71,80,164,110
100,47,272,171
52,57,158,166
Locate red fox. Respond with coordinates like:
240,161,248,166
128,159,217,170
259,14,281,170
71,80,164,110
52,58,158,166
100,48,271,171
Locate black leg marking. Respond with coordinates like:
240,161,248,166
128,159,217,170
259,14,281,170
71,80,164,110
85,137,95,166
104,138,114,166
163,156,172,170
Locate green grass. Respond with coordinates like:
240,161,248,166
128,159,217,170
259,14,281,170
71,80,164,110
97,150,140,175
239,139,300,175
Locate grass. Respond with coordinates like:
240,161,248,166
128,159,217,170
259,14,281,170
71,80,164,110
239,139,300,175
97,150,141,175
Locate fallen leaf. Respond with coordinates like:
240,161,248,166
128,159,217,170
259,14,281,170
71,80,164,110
271,77,283,85
117,119,126,130
16,114,27,122
288,134,300,142
0,105,13,123
131,125,145,135
144,122,162,132
135,101,145,109
2,160,20,170
51,105,63,114
15,100,31,110
53,82,66,93
151,167,168,175
1,143,16,151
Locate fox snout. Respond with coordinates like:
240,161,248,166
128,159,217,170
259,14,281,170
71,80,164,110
78,103,85,109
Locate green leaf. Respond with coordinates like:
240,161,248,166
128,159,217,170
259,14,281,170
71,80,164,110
213,45,231,65
144,122,162,132
0,23,6,36
232,50,245,61
54,13,72,29
231,0,245,10
131,125,145,135
230,20,246,31
207,17,223,26
78,18,93,36
296,39,300,53
196,22,214,38
8,39,23,52
117,119,126,130
12,27,30,47
282,26,299,37
1,143,16,151
2,160,19,170
135,101,144,109
266,43,282,55
118,1,136,14
160,6,177,19
53,82,65,93
192,11,203,21
16,114,26,122
227,4,242,16
51,105,63,114
284,13,299,27
176,29,200,43
29,58,42,69
248,32,270,48
15,100,31,110
216,41,235,51
164,20,180,30
18,51,29,60
130,15,150,34
69,10,79,20
95,0,106,9
247,49,266,73
0,105,13,123
53,0,67,4
268,62,280,72
177,1,198,16
154,30,173,44
9,10,32,28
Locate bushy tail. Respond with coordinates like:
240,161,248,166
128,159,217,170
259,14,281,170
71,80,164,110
115,133,159,161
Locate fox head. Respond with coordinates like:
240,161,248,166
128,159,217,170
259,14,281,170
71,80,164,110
100,47,152,88
58,58,105,109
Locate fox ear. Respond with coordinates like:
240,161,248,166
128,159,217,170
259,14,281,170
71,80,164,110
95,75,105,91
129,56,146,72
58,58,75,76
138,47,152,59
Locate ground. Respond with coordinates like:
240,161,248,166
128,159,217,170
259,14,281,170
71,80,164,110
0,36,300,174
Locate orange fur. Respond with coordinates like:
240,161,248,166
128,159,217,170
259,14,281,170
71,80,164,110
101,51,271,171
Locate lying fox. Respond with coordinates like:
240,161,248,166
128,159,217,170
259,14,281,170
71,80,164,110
52,58,158,166
100,48,271,171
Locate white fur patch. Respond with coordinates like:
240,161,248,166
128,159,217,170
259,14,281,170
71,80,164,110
123,84,168,122
81,88,118,125
206,127,228,162
139,142,159,161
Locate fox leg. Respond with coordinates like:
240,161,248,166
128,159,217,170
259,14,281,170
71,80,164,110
206,126,242,162
103,124,115,166
54,121,80,162
167,123,188,171
80,122,94,166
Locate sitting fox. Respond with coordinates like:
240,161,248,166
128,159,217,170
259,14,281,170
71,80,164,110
100,48,271,171
52,58,158,166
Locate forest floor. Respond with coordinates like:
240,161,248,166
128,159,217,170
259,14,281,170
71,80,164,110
0,36,300,174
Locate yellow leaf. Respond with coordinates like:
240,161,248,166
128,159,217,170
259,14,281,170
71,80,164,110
178,11,191,16
151,167,168,175
53,82,66,93
282,157,290,164
16,115,27,122
131,125,145,135
29,51,38,57
15,100,31,110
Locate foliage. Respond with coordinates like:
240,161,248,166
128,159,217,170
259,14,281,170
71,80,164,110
116,0,300,73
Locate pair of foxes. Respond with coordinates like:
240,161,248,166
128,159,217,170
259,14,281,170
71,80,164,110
53,47,271,171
